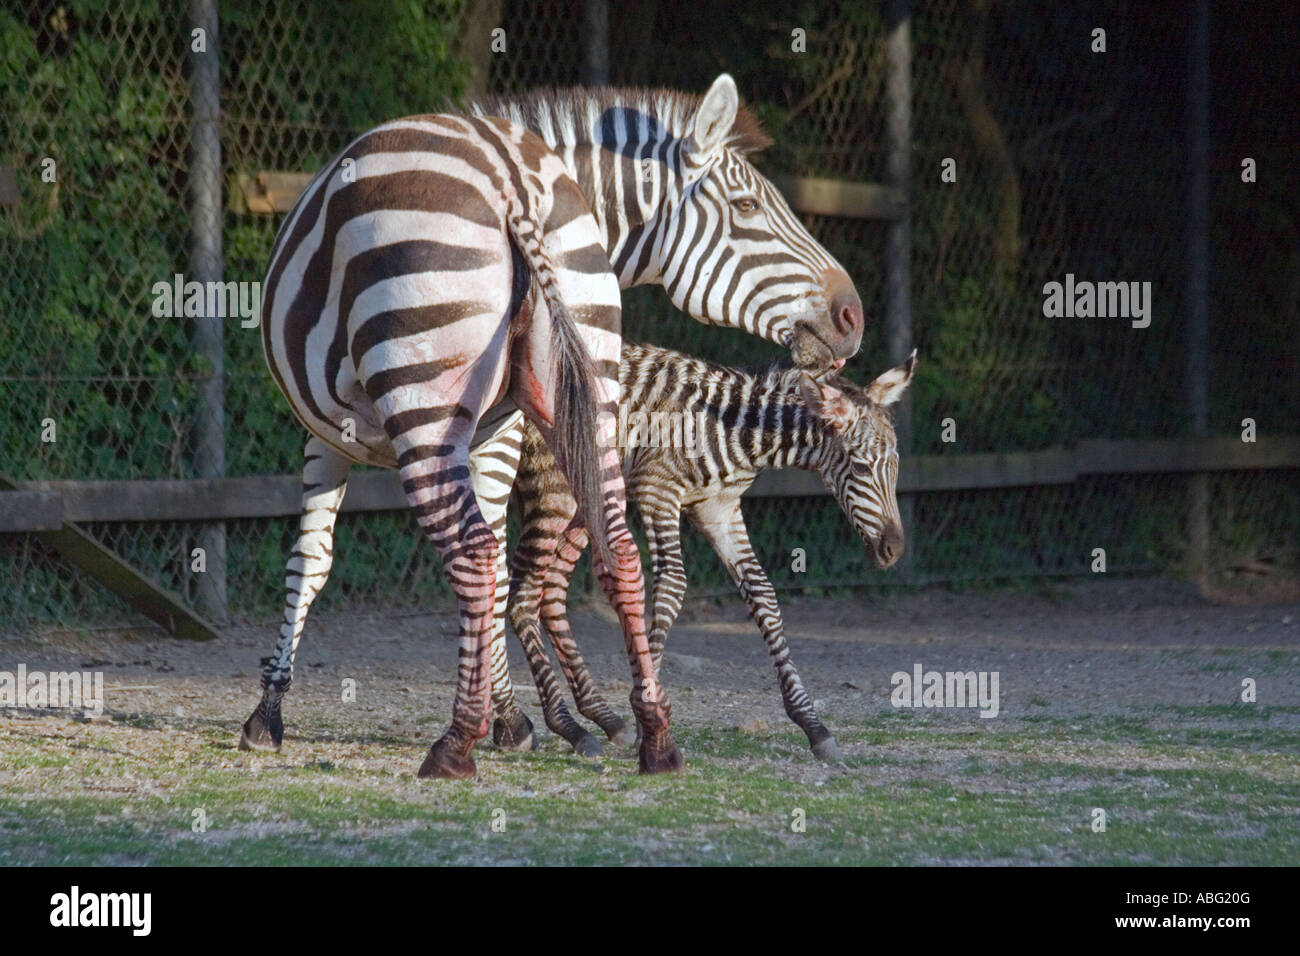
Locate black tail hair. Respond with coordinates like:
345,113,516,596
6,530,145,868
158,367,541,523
507,214,615,573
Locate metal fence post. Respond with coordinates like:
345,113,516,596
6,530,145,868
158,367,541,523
884,0,915,578
188,0,227,622
582,0,610,85
1187,0,1210,585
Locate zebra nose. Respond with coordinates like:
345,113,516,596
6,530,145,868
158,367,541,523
876,522,904,566
835,295,863,338
823,269,864,358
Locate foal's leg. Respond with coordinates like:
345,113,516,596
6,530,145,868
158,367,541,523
539,523,636,745
689,497,839,761
508,227,679,771
508,421,630,753
638,496,688,674
240,437,351,751
507,486,603,756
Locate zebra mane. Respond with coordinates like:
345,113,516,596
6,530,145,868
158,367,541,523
468,85,773,156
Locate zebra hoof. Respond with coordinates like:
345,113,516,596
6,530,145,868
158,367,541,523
238,706,283,752
492,712,536,752
417,738,476,780
605,719,638,747
810,734,842,762
638,732,684,774
573,732,604,758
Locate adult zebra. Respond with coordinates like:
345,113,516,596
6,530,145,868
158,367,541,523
240,75,863,774
244,111,675,778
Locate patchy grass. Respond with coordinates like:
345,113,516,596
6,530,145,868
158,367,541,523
1,708,1295,865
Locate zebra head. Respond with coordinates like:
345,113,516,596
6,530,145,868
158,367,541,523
651,75,864,372
799,351,917,568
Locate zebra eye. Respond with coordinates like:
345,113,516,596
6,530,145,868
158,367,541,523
850,459,872,477
731,197,760,216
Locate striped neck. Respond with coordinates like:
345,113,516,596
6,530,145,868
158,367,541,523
470,90,703,285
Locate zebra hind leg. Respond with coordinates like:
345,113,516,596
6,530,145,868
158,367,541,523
241,437,351,751
543,525,636,746
468,424,537,752
508,498,605,756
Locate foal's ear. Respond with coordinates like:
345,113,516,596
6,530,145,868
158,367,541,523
798,374,858,433
689,74,740,159
865,350,917,406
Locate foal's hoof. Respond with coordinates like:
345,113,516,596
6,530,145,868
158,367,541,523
492,712,537,752
637,732,684,774
417,738,476,779
605,718,638,747
238,706,283,752
573,732,605,758
810,734,842,762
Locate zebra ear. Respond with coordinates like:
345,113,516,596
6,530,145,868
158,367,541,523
799,374,858,433
866,350,917,406
689,74,740,158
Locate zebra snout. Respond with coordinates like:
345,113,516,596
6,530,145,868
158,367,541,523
822,269,864,357
875,521,905,567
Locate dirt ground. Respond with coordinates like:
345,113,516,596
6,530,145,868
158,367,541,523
5,576,1298,748
2,576,1298,865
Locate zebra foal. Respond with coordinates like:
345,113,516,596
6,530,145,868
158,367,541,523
509,342,916,759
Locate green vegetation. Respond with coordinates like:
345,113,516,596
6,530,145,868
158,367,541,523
3,709,1295,865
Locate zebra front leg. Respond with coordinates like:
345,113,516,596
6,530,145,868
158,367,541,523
240,437,351,751
690,498,839,761
541,524,636,746
639,497,688,675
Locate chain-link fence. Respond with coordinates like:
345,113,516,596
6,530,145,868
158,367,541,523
2,0,1297,633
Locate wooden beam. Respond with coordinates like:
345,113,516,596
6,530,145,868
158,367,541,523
1076,437,1300,475
0,477,219,641
0,490,63,532
771,175,904,220
234,171,315,214
234,168,903,221
747,449,1078,497
5,437,1297,523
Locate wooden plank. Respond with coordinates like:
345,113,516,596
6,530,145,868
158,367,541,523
0,490,63,532
9,437,1298,523
903,449,1077,492
1076,437,1300,475
771,175,904,220
0,477,219,641
236,168,902,221
27,470,408,522
746,449,1078,497
235,170,315,214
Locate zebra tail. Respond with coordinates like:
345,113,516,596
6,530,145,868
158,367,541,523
508,218,616,574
